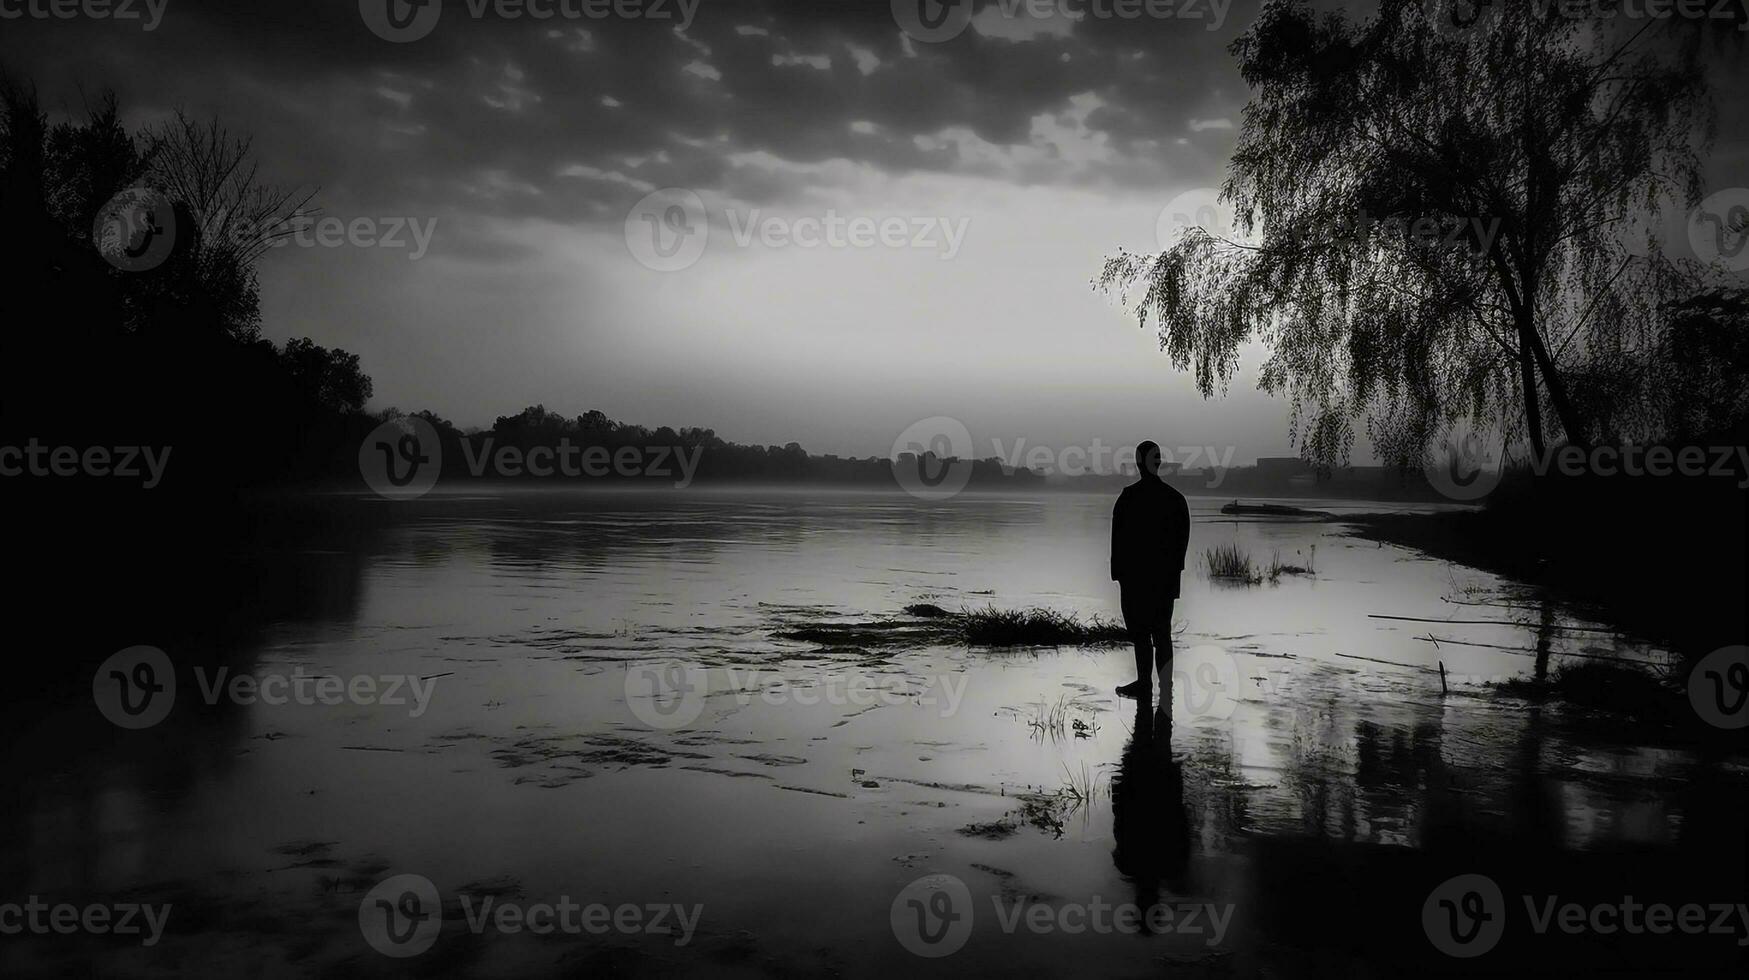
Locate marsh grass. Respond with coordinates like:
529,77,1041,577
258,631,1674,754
1059,760,1101,806
1204,542,1262,584
956,605,1129,647
1266,544,1318,581
1015,695,1103,742
1207,543,1318,584
1024,695,1072,738
1011,763,1106,839
774,603,1128,649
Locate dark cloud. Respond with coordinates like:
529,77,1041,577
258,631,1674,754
7,0,1741,442
1,0,1256,228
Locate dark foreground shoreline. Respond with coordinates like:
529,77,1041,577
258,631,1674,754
1344,507,1746,664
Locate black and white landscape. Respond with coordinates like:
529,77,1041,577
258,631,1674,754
1,1,1746,976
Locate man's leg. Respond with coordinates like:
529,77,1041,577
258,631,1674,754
1133,625,1154,688
1151,596,1175,683
1118,581,1154,697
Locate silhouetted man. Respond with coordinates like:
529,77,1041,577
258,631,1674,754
1111,441,1190,699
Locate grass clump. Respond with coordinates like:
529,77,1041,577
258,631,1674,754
1012,764,1105,839
774,604,1128,650
1266,544,1318,582
1059,760,1101,806
1025,694,1071,737
957,605,1128,647
1206,543,1318,584
1204,543,1262,584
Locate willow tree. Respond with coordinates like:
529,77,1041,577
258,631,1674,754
1097,0,1726,466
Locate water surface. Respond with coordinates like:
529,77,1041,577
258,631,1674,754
4,488,1743,976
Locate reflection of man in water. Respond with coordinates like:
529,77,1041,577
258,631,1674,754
1111,441,1191,699
1110,699,1189,920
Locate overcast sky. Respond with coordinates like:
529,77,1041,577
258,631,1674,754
4,0,1744,463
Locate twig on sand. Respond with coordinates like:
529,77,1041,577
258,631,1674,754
1368,614,1621,635
1440,597,1550,612
1334,652,1440,672
1409,635,1640,665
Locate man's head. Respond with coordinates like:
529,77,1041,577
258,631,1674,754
1136,441,1163,479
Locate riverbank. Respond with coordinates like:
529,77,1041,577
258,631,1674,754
1344,494,1745,662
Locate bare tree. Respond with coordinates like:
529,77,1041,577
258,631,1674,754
144,110,317,270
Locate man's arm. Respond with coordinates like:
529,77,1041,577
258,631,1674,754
1110,496,1125,581
1170,493,1191,571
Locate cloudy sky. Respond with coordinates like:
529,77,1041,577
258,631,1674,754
3,0,1744,462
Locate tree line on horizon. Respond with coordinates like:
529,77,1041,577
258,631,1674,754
381,403,1469,498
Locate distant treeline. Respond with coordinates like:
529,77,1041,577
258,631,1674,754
376,404,1458,499
386,405,1059,490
